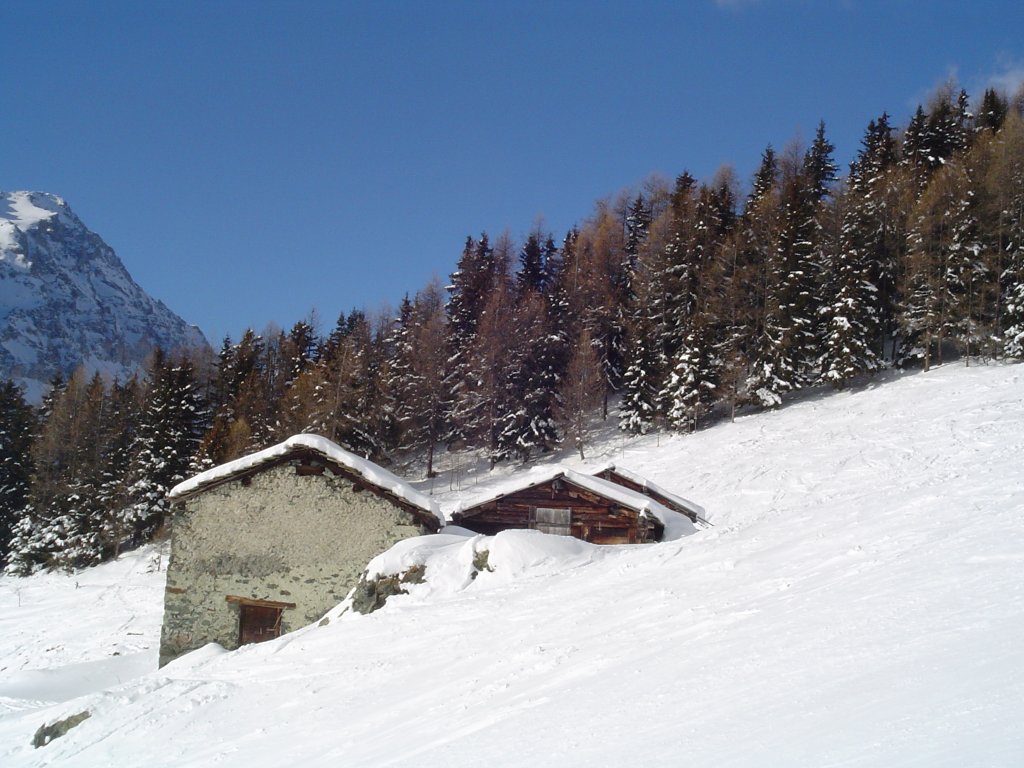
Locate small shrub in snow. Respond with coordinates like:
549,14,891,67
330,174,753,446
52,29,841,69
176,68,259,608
351,565,425,615
32,710,90,748
471,549,493,579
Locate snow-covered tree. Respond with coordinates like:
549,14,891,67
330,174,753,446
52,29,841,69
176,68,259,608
123,352,204,545
822,115,898,386
559,327,603,459
0,381,36,567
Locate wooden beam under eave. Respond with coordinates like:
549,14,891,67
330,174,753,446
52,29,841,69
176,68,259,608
225,595,297,610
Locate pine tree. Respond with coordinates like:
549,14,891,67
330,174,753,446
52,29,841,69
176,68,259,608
985,114,1024,356
444,234,497,447
310,311,383,458
977,88,1009,134
96,376,143,555
517,233,547,296
822,115,898,385
124,352,204,545
745,144,806,406
200,330,267,464
661,182,732,429
0,381,35,567
619,313,660,434
474,233,517,466
619,188,675,434
497,238,567,460
558,326,603,460
574,202,631,416
750,146,778,203
657,172,699,375
624,194,652,277
54,373,110,568
900,160,987,368
665,321,720,431
390,281,448,475
7,370,109,571
285,319,319,384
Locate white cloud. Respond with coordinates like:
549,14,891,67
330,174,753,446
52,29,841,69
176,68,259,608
985,60,1024,96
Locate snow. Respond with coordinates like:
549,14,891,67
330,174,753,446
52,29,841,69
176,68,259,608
168,433,442,524
2,363,1024,766
0,547,166,715
0,192,62,262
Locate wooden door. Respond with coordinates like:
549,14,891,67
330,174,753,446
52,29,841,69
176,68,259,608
239,604,283,645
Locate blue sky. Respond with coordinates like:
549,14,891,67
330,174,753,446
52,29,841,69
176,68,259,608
5,1,1023,344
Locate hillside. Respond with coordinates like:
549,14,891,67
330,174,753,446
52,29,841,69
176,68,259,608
0,362,1022,766
0,191,207,401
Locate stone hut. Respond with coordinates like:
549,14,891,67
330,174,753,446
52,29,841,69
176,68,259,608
158,434,441,667
450,467,697,545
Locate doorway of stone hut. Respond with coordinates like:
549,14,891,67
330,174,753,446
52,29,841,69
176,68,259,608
239,604,282,645
227,595,295,646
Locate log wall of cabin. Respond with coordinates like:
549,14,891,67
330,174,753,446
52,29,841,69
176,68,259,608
455,479,659,545
595,469,697,523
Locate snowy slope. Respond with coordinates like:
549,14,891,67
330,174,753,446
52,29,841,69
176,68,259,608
0,191,207,400
0,548,166,715
0,363,1022,766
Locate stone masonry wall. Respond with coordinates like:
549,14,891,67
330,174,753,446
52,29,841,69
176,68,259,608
159,464,423,666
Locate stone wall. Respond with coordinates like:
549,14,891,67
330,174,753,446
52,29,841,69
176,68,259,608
159,463,424,666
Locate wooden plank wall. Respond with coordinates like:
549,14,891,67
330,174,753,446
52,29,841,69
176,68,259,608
454,478,661,544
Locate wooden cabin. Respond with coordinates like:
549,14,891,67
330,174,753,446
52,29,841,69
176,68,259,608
592,464,709,526
450,468,680,545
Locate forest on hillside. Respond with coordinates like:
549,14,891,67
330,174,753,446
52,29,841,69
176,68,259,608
2,82,1023,573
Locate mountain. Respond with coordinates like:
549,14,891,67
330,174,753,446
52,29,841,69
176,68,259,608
0,191,207,401
0,362,1021,766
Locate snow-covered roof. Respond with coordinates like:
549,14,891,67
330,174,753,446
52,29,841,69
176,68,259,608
168,434,442,526
451,465,694,536
593,463,708,522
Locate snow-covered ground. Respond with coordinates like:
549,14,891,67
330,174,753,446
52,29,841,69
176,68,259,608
0,547,165,716
1,362,1022,767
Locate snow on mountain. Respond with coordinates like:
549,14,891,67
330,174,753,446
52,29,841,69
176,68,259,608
0,362,1022,766
0,191,207,400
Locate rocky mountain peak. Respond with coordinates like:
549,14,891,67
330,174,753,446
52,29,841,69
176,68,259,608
0,190,208,401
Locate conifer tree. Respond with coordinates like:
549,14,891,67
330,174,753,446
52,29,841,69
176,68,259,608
0,381,35,566
977,88,1009,134
743,146,792,407
661,182,732,429
823,115,898,385
389,281,448,475
54,373,111,568
656,172,699,374
310,311,384,458
517,233,547,296
624,194,652,278
497,235,567,459
983,114,1024,356
559,326,603,459
95,376,143,554
900,160,987,368
574,202,631,416
619,313,660,434
619,188,676,434
474,233,517,465
751,128,836,399
7,370,108,571
444,234,497,446
124,352,204,544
